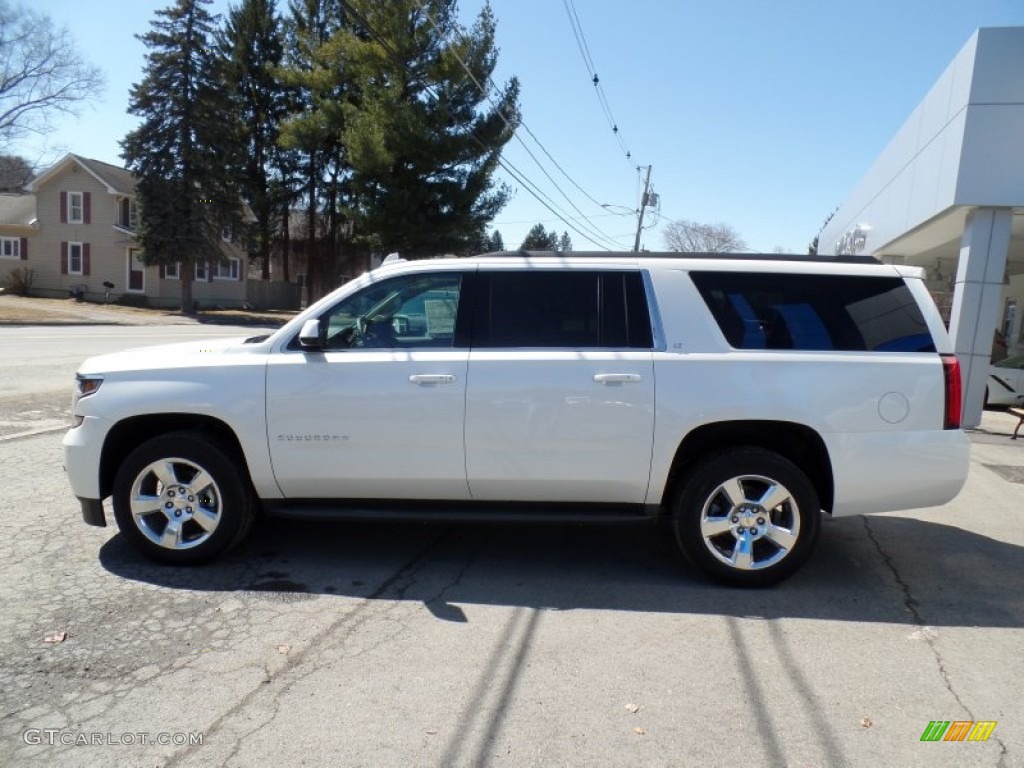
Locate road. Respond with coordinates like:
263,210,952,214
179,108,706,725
0,326,1021,767
0,325,267,439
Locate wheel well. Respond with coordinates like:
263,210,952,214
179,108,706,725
99,414,249,500
663,421,834,513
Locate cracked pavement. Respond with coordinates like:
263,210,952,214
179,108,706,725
0,326,1022,767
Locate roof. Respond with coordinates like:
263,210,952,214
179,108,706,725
0,193,37,227
478,250,882,264
73,155,136,195
27,153,136,195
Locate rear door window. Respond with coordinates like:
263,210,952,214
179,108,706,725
474,271,652,349
690,272,935,352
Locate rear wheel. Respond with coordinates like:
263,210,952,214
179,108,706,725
112,432,253,564
671,448,820,587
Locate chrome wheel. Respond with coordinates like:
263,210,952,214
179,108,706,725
672,448,820,586
128,457,223,551
698,474,800,571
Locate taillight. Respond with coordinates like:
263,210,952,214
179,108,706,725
941,354,961,430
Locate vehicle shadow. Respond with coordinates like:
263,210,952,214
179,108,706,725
98,514,1024,628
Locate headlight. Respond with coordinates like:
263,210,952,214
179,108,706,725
71,375,103,426
76,375,103,398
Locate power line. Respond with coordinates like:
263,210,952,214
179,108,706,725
413,3,626,249
562,0,633,164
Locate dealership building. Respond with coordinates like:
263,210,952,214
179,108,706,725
818,27,1024,428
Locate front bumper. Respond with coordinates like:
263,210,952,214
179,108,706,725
62,415,109,502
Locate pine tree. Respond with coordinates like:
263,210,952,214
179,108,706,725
336,0,519,256
277,0,347,300
486,229,504,252
558,231,572,252
220,0,288,280
520,223,559,250
121,0,242,313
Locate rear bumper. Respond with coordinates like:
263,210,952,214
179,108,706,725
828,429,970,516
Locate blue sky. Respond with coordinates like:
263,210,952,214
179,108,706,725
28,0,1024,253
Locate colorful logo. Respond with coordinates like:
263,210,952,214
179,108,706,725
920,721,997,742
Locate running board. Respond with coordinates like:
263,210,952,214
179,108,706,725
261,499,660,524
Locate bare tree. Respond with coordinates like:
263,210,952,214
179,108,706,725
663,219,747,253
0,152,31,189
0,2,104,151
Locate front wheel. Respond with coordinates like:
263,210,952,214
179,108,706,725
671,448,821,587
112,432,253,564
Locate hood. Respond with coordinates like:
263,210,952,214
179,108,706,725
77,336,260,376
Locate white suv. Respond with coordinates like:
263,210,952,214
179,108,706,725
64,252,970,586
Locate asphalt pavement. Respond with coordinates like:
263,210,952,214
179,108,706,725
0,326,1020,767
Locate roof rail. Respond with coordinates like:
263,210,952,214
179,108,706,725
471,250,882,265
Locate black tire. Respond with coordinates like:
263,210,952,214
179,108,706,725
671,448,820,587
112,431,253,564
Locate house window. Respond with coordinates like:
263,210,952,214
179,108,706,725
68,192,84,223
68,242,84,275
214,257,240,280
119,198,139,230
0,237,20,259
164,262,180,280
221,225,233,243
195,262,208,281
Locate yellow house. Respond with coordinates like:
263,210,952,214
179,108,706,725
0,153,251,308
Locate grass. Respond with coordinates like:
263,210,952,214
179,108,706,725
0,294,296,326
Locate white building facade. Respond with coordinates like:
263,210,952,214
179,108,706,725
819,27,1024,428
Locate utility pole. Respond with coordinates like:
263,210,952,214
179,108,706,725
633,165,652,252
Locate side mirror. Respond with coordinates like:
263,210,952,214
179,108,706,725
298,318,324,350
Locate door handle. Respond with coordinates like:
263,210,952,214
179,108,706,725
409,374,457,385
593,373,642,384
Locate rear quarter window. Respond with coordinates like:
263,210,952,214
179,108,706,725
690,272,935,352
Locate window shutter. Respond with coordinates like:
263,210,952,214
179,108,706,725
207,262,213,282
19,238,27,260
83,243,91,275
159,264,165,279
60,192,67,224
83,192,91,224
60,242,68,274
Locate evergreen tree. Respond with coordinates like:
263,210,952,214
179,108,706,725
558,231,572,252
520,223,559,250
121,0,242,313
220,0,288,280
277,0,347,300
485,229,504,252
336,0,519,256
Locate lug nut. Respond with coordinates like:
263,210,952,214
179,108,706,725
165,502,173,509
757,517,765,525
168,491,175,498
186,507,192,514
179,487,187,495
737,527,745,534
174,510,182,517
731,516,739,523
188,496,194,502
